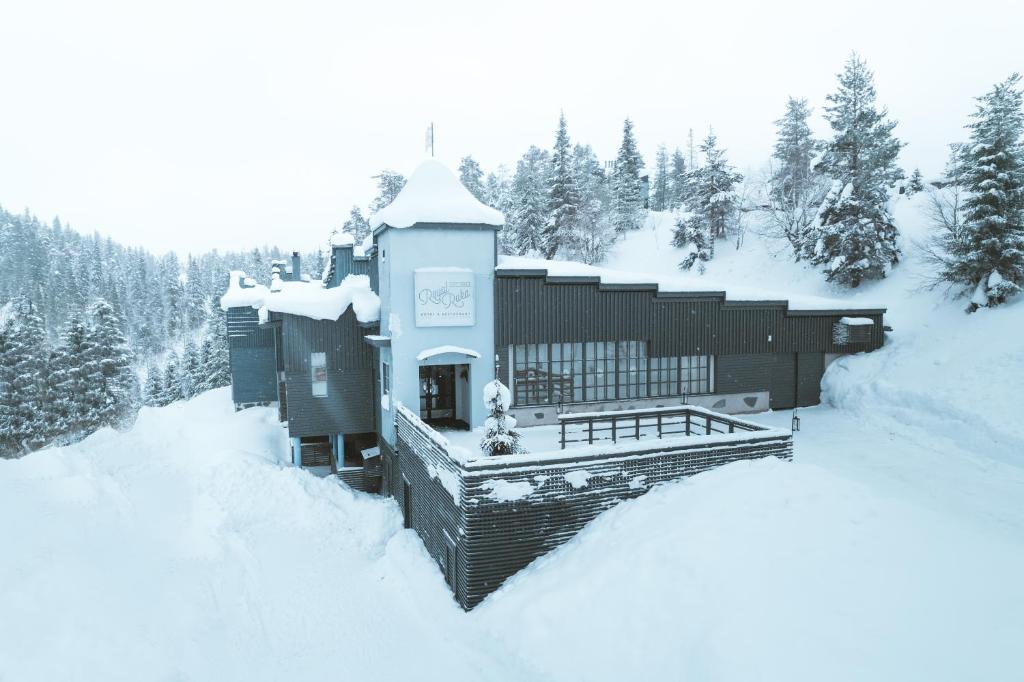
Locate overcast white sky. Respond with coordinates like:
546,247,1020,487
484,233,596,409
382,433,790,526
1,0,1021,254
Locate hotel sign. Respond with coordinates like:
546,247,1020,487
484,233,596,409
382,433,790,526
414,270,475,327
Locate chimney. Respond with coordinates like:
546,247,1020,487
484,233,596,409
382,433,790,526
291,251,301,280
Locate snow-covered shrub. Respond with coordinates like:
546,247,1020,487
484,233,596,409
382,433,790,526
479,380,525,456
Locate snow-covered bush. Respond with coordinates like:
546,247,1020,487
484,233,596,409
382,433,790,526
479,380,525,456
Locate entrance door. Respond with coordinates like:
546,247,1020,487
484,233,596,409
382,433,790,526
419,365,455,422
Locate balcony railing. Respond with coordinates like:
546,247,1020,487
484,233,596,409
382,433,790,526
558,406,762,450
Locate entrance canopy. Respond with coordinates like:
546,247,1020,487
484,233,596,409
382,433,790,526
415,345,481,362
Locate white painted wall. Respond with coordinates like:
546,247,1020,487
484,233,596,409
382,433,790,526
376,225,497,446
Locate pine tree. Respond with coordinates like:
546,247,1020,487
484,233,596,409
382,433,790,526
943,73,1024,310
509,146,551,256
673,132,743,273
542,112,580,258
369,171,407,213
198,303,231,391
612,118,646,232
340,205,371,244
812,53,904,287
479,380,523,456
458,156,486,203
82,300,138,430
668,148,688,209
650,145,671,211
770,97,826,258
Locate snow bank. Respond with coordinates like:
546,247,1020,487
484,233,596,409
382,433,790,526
219,270,270,310
838,316,875,326
262,274,381,323
497,256,884,312
370,159,505,229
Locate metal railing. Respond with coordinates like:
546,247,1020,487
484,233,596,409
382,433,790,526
558,407,761,450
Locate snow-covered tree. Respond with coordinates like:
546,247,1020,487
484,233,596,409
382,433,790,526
811,53,904,287
142,360,163,407
768,97,828,258
369,170,407,213
161,352,182,406
198,305,230,391
668,148,688,209
82,300,138,431
566,144,615,264
650,145,671,211
542,112,580,258
46,315,90,442
939,73,1024,310
479,380,524,456
181,338,200,399
508,146,551,256
0,298,49,454
673,132,743,273
342,206,371,244
458,156,486,203
611,118,646,232
906,168,925,195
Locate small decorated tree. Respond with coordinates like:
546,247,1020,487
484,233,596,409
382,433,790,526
480,379,524,456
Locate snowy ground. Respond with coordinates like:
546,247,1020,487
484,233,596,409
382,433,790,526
3,193,1023,680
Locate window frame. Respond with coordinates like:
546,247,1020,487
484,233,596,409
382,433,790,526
311,352,328,398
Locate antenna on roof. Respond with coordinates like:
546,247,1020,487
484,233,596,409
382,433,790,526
425,122,435,157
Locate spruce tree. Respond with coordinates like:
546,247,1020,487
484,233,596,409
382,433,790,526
509,146,551,256
770,97,825,257
458,156,486,203
47,315,90,442
812,53,904,287
668,148,688,209
650,145,671,211
369,171,407,213
479,380,523,456
340,205,371,243
943,73,1024,310
198,305,231,391
82,300,138,430
142,360,164,407
673,132,743,273
542,112,580,259
181,339,201,398
0,299,49,454
161,352,182,406
612,118,646,232
906,168,925,195
567,144,615,264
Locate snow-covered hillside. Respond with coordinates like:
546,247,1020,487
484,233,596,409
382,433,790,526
2,196,1023,681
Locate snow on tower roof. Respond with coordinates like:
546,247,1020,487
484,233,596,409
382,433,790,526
496,257,886,313
220,271,270,311
369,158,505,230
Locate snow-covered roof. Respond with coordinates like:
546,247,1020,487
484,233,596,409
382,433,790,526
221,271,380,323
369,159,505,230
220,271,270,311
330,231,355,247
415,345,481,361
838,317,875,326
262,274,380,323
496,256,885,313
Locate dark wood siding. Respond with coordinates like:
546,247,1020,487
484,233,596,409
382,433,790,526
280,309,376,437
225,308,278,404
796,352,824,407
494,274,885,356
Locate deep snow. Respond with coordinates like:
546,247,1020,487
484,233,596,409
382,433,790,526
3,192,1023,681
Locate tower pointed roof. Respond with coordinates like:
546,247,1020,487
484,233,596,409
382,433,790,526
369,159,505,230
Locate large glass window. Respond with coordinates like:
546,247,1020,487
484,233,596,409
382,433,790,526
510,342,712,406
311,352,327,397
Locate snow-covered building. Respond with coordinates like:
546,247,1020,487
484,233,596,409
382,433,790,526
221,158,887,607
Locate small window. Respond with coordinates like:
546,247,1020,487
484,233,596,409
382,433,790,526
311,352,327,397
382,362,390,395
